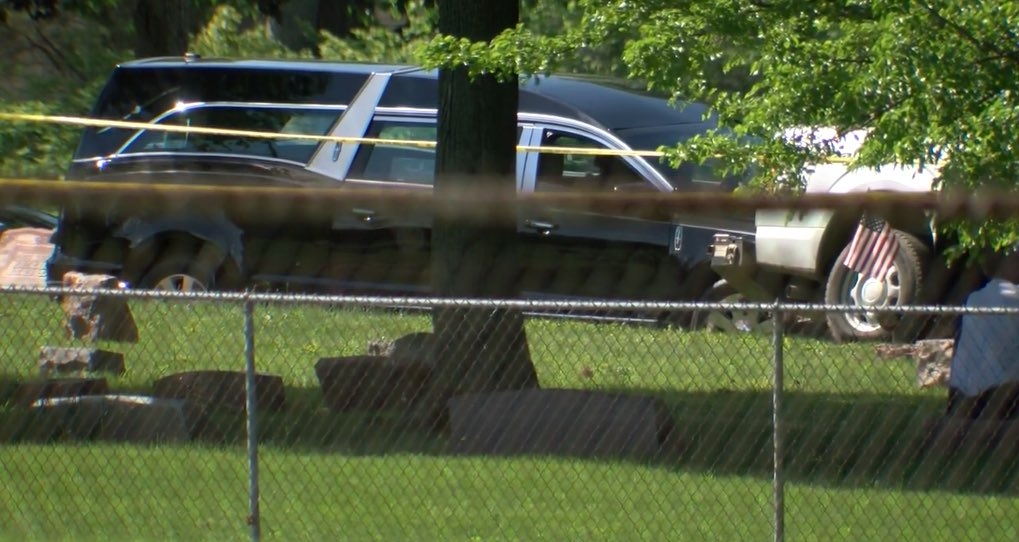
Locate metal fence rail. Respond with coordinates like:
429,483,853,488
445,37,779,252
1,286,1017,541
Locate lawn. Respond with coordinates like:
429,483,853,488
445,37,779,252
0,292,1016,541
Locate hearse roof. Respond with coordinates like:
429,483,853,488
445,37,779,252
117,57,715,133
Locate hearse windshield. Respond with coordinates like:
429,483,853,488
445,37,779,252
618,124,749,189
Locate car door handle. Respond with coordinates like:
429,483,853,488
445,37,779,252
524,219,558,235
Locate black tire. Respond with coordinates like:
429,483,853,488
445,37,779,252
824,230,928,342
690,279,774,333
138,254,219,292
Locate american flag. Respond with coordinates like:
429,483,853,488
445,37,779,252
843,213,899,280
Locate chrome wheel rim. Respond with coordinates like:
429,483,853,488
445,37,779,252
704,292,774,333
843,265,901,334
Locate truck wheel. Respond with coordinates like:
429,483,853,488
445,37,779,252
691,279,774,333
824,230,928,342
139,254,218,292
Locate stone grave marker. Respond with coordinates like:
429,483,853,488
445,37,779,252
60,272,139,343
12,377,110,407
38,346,125,377
153,370,286,413
447,389,676,459
30,395,195,443
315,355,432,412
0,227,54,288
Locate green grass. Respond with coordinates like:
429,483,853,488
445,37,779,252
1,293,1017,541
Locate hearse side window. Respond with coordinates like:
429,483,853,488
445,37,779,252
118,105,343,164
535,130,650,193
349,121,437,185
76,66,363,159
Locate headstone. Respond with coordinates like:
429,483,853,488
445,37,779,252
0,227,54,287
366,338,394,356
11,377,109,407
153,370,286,413
915,339,954,389
388,332,437,367
873,343,917,360
315,355,432,412
367,332,436,367
60,271,139,343
875,339,955,389
447,389,676,458
38,346,125,377
30,395,194,443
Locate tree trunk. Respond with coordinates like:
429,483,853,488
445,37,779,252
427,0,538,423
133,0,193,58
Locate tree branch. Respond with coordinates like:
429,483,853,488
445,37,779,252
30,20,86,82
916,0,1019,69
5,21,66,77
745,1,875,21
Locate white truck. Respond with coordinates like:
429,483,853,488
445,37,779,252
708,132,950,341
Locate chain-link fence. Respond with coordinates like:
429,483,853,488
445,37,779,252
4,56,1019,541
1,285,1017,541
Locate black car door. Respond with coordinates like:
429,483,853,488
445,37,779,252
332,115,532,294
519,126,689,303
325,115,437,293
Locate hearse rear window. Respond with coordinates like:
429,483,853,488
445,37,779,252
117,105,343,164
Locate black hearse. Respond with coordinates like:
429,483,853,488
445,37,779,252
48,56,754,317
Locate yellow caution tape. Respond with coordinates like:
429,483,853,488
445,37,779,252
0,111,863,162
0,112,436,149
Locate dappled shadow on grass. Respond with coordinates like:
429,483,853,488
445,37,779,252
3,371,1017,497
625,387,1019,496
0,379,446,455
219,384,1019,497
203,382,1019,496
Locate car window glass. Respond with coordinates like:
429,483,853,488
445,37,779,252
350,121,437,185
535,130,650,192
77,67,368,159
119,105,342,164
620,127,747,189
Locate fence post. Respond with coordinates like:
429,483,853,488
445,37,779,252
771,299,785,542
243,295,261,542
